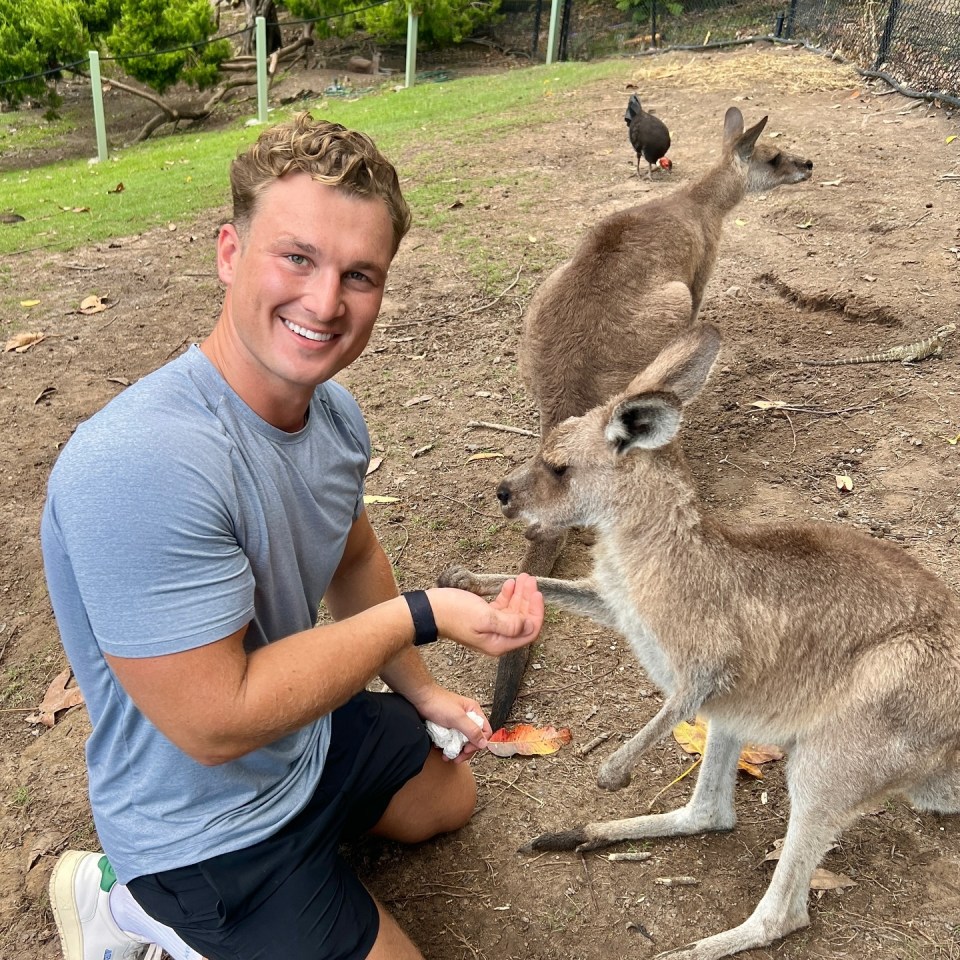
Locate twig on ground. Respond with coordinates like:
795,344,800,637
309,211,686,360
467,420,538,437
466,266,523,314
576,731,612,757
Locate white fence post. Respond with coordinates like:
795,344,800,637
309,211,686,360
405,6,419,88
88,51,108,162
256,15,268,123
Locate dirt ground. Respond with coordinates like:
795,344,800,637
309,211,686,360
2,42,960,960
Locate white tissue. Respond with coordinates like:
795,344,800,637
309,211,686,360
425,710,486,760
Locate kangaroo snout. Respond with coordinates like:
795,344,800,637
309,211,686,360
495,481,512,507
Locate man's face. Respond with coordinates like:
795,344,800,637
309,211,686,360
216,173,395,397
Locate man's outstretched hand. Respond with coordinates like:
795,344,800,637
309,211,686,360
427,573,543,657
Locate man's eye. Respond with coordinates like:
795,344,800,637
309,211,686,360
287,254,308,266
348,270,371,283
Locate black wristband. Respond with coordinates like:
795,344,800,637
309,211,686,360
402,590,438,646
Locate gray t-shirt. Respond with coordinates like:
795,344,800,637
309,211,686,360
40,345,370,884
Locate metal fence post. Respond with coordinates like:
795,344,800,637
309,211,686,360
88,51,108,163
545,0,563,64
876,0,902,68
256,15,268,123
405,5,419,88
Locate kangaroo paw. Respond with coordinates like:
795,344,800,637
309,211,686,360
518,826,589,853
596,758,633,791
437,565,483,593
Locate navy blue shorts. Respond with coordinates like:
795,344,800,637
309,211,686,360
127,692,431,960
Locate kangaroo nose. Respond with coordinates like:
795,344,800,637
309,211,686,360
804,159,814,170
496,482,511,506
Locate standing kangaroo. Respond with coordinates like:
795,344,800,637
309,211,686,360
442,325,960,960
489,107,814,728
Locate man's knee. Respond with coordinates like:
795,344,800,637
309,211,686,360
373,749,477,842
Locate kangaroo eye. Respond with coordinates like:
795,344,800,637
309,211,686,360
551,463,568,478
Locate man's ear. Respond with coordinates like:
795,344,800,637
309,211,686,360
217,223,241,286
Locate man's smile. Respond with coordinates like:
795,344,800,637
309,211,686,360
282,318,335,342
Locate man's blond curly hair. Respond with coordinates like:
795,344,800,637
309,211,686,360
230,112,411,253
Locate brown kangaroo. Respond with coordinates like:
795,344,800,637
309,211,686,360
489,107,813,729
442,324,960,959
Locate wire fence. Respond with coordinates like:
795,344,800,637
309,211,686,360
2,0,958,120
486,0,960,107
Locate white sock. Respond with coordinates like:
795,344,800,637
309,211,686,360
109,882,205,960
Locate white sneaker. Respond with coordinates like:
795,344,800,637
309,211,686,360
49,850,163,960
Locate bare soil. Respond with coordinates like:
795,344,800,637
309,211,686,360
2,43,959,960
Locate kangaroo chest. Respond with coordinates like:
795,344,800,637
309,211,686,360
594,552,677,693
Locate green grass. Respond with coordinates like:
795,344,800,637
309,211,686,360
0,59,635,258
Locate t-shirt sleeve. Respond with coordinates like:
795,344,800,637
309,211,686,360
45,426,255,659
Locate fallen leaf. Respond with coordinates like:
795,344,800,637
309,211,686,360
861,274,877,282
835,474,854,492
107,376,132,387
449,200,464,210
20,299,40,307
466,451,505,462
79,295,109,315
412,444,433,458
486,724,572,757
819,179,843,187
941,433,960,445
673,718,783,779
750,399,788,410
848,89,860,99
4,331,45,353
403,394,433,407
108,182,125,194
811,868,857,890
796,221,813,229
26,668,85,728
947,135,957,144
34,386,55,404
734,218,746,226
528,235,538,243
25,830,64,871
363,494,399,504
68,206,90,214
366,456,384,475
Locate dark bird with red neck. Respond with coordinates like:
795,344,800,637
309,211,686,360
624,93,672,179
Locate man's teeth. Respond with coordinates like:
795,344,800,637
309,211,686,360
284,319,333,342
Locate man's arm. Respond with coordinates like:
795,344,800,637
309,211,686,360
106,514,542,766
323,511,436,703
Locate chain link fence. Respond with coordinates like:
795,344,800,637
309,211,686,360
485,0,960,106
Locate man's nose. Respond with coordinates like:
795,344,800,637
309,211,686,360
302,271,345,320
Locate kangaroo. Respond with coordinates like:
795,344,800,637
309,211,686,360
442,324,960,960
489,107,813,729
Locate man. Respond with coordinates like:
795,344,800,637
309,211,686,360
40,113,544,960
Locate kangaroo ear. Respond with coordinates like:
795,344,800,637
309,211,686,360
722,106,744,147
736,115,769,161
605,393,682,454
626,324,722,405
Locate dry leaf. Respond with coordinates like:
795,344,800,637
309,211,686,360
363,494,399,505
466,452,505,463
26,668,85,728
673,718,783,779
25,830,64,871
20,299,40,307
79,295,109,315
810,868,857,890
403,395,433,407
4,331,45,353
795,221,813,229
835,474,854,492
366,456,384,475
734,218,746,226
947,135,957,144
34,386,55,404
108,182,125,194
486,724,572,757
750,399,788,410
819,179,843,187
941,433,960,445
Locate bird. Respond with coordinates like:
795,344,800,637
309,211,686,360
624,93,672,179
